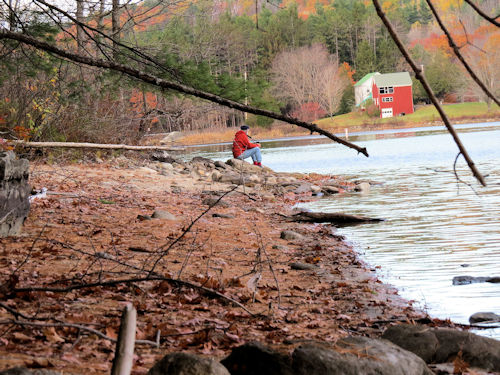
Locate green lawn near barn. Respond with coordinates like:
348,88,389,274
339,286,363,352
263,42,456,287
316,102,500,130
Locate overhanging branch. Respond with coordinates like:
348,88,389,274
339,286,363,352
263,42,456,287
372,0,486,187
0,30,369,157
425,0,499,107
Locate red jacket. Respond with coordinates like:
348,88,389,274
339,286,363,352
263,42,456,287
232,130,259,158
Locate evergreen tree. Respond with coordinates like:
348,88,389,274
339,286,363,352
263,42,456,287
419,0,433,25
355,40,376,81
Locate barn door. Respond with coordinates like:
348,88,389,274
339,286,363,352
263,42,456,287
381,108,393,118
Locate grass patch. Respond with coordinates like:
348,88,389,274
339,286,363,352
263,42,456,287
317,102,500,130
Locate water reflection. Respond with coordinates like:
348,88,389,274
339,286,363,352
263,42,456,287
187,122,500,339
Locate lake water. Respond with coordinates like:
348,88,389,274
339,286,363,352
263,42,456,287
185,122,500,339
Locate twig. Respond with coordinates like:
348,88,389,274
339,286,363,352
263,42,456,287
0,319,158,346
257,230,281,307
13,276,255,316
147,185,239,276
372,0,486,187
453,152,480,196
14,224,47,274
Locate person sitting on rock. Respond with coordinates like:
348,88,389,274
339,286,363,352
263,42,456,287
232,125,262,167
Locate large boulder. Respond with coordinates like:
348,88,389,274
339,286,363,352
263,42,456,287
226,159,262,173
280,230,304,241
381,324,439,363
221,342,294,375
0,151,30,237
469,312,500,324
292,337,433,375
148,352,229,375
382,324,500,371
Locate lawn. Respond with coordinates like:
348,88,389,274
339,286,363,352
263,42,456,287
316,102,500,130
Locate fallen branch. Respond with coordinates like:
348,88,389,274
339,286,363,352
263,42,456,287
0,319,159,346
13,140,185,152
12,276,255,316
290,212,384,225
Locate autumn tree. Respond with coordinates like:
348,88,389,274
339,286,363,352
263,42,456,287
465,34,500,109
271,43,348,119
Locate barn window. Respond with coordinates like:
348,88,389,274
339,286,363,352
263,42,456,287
382,97,393,102
379,87,394,94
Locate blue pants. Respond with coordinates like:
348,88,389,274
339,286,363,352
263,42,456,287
237,147,262,163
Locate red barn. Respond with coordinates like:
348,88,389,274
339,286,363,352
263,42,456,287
372,72,414,118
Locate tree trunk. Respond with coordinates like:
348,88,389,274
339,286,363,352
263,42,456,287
112,0,120,59
76,0,84,54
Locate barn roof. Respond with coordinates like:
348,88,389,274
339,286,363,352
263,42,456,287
354,72,379,87
374,72,412,87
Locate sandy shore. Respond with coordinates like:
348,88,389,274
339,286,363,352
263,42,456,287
0,157,437,373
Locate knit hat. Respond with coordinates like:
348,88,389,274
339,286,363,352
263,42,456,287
240,125,249,130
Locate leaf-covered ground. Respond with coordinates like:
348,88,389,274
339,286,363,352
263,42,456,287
1,159,431,373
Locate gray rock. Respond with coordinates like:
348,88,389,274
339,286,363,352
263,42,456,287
226,159,262,173
221,342,294,375
280,230,305,241
294,183,312,194
151,151,175,163
321,186,340,194
202,197,230,208
292,337,433,375
191,156,213,164
469,312,500,324
151,210,178,221
265,176,278,185
433,328,500,371
0,369,60,375
219,173,243,185
148,352,229,375
211,170,222,182
290,262,317,270
354,182,371,192
310,185,321,193
247,174,261,184
212,213,235,219
214,160,229,169
453,275,489,285
382,324,500,371
382,324,439,363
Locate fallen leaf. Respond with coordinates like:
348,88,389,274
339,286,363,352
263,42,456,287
43,327,65,343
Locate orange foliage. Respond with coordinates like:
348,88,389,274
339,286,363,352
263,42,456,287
342,62,356,85
129,89,158,116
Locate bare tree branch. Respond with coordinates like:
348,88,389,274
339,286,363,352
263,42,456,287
425,0,499,107
0,29,369,157
372,0,486,187
463,0,500,27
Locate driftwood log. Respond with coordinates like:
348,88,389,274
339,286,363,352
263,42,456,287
291,212,384,226
13,141,185,152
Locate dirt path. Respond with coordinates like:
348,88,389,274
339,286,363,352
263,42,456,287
0,160,430,374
